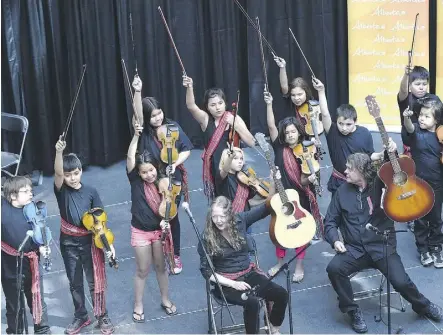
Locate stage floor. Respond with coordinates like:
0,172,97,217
2,133,442,334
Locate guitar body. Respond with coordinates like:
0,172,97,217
269,189,317,249
378,156,434,222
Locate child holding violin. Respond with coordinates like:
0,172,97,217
311,78,397,197
182,75,256,200
402,94,443,268
264,91,322,283
54,137,115,335
1,176,51,334
132,75,193,274
127,124,177,322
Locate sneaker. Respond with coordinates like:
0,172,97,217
431,251,443,268
423,303,443,322
347,308,368,333
420,252,434,266
408,221,414,232
64,317,91,334
173,255,183,274
98,315,114,334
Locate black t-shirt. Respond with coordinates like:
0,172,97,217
127,169,162,231
1,197,39,280
402,123,443,190
202,116,230,188
271,139,310,209
326,123,374,193
214,170,254,212
397,92,426,127
138,120,194,182
54,183,103,246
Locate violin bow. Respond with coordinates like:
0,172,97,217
61,64,87,142
407,13,419,110
288,27,316,79
158,6,187,77
121,59,140,126
129,8,138,76
256,17,269,93
233,0,278,58
229,90,240,151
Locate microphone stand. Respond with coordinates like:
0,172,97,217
181,207,237,325
244,243,312,334
15,251,29,334
372,227,408,335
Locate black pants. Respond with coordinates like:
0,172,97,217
61,243,107,320
170,215,181,256
2,271,50,334
326,252,430,313
217,271,288,334
414,188,443,253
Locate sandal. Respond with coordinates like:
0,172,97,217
161,302,178,316
268,264,281,277
132,311,145,323
292,270,304,283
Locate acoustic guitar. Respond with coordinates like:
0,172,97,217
365,95,434,222
255,133,316,249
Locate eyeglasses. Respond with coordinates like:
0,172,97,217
18,189,33,194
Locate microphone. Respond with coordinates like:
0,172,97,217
365,223,383,235
241,285,259,301
18,230,34,253
181,202,195,221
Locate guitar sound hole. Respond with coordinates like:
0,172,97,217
393,171,407,186
281,202,295,216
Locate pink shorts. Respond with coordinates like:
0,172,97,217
276,245,307,260
131,226,162,247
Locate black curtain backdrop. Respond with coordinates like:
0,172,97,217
2,0,348,175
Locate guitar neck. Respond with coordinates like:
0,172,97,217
374,117,401,173
263,151,288,203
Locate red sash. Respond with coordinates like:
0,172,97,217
282,147,324,237
202,112,230,199
153,137,190,202
332,168,347,181
232,181,250,214
60,219,106,317
1,242,42,324
218,262,267,280
143,182,161,216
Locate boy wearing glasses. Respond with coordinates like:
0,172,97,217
1,176,51,334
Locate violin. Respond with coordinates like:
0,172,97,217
292,141,320,174
82,208,118,269
300,141,322,196
228,92,240,149
437,125,443,164
297,100,324,138
157,124,179,165
237,166,271,198
158,177,180,274
23,201,52,271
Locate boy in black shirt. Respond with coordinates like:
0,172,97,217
312,79,396,196
1,176,51,334
54,137,115,334
402,95,443,268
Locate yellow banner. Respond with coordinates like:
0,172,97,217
437,0,443,97
348,0,429,131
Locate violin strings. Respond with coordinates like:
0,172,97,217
63,64,87,141
233,0,277,57
157,6,187,76
256,17,269,92
288,28,316,79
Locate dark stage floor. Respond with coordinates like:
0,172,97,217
2,133,442,334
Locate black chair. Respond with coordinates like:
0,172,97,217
1,113,29,177
206,235,271,334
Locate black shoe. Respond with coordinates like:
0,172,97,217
64,317,91,335
98,315,115,334
423,303,443,322
420,252,434,266
347,308,368,333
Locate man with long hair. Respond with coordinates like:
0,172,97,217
324,153,442,333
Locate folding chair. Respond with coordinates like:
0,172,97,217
350,268,406,312
206,235,270,334
1,113,29,177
